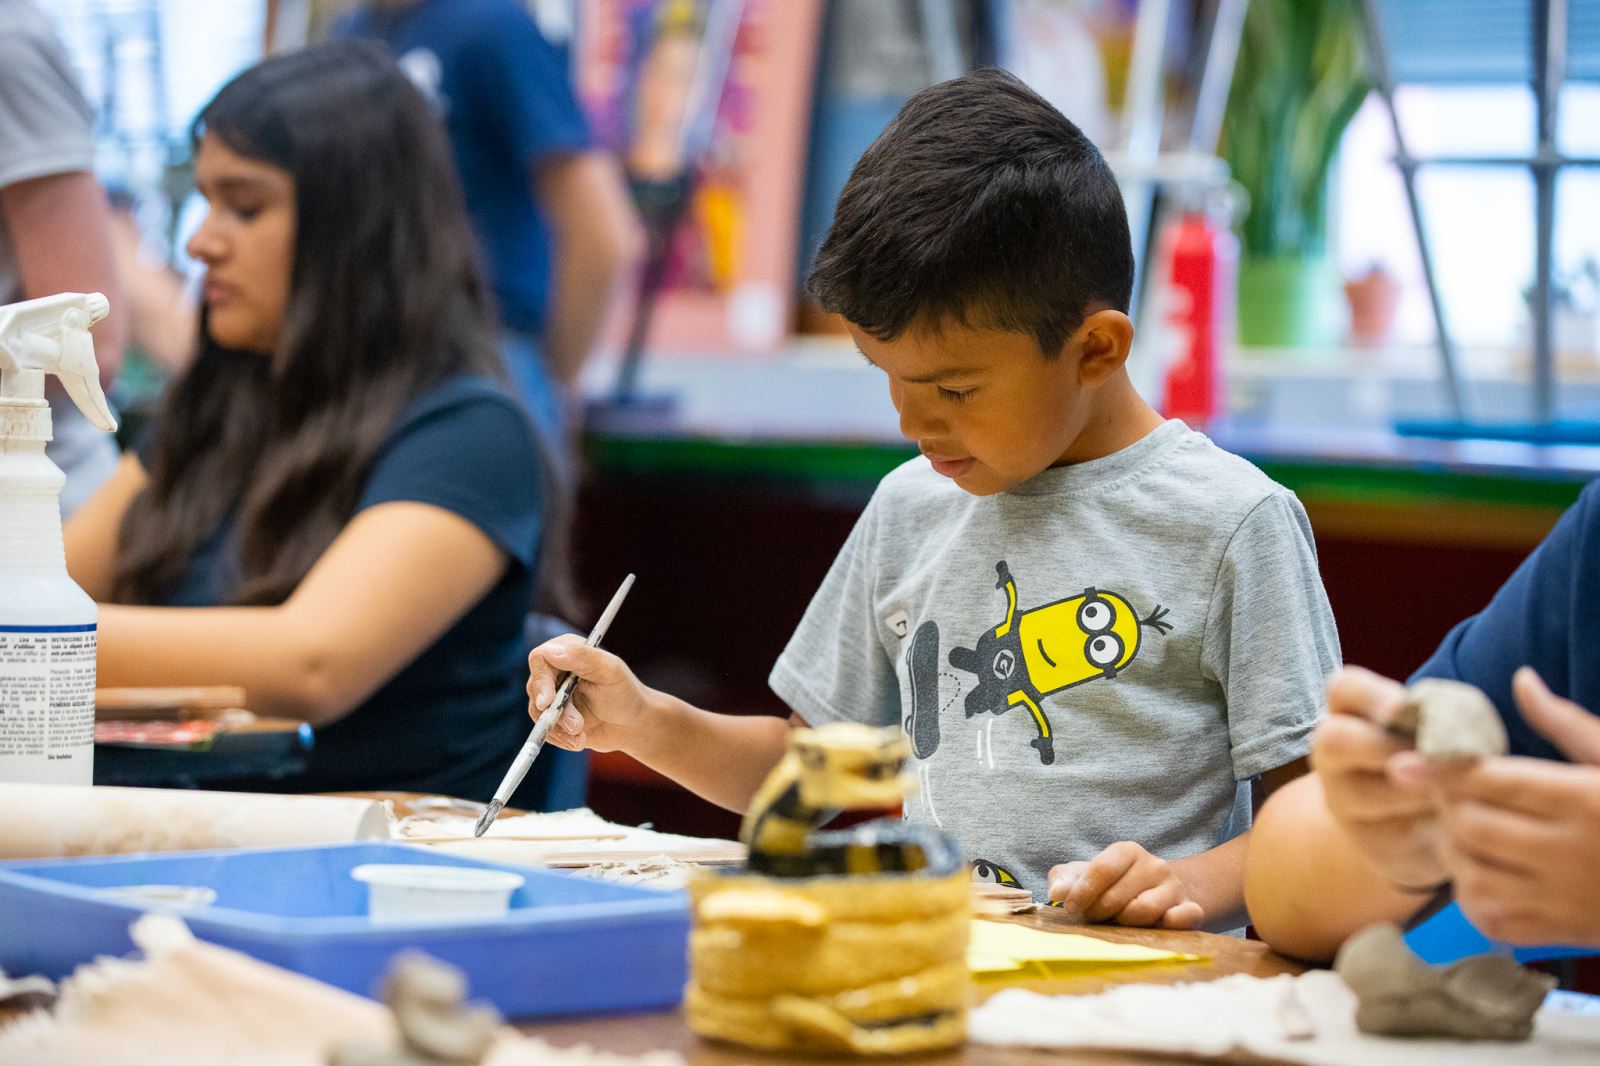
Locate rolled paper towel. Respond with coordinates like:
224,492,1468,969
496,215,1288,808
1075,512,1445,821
0,783,389,859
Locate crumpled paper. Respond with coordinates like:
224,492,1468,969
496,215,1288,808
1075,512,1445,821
567,854,695,890
0,914,683,1066
969,970,1600,1065
393,807,743,868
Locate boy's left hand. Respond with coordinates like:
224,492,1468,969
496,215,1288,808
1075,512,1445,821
1047,841,1205,929
1395,668,1600,947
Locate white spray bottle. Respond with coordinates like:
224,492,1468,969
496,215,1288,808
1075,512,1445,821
0,292,116,785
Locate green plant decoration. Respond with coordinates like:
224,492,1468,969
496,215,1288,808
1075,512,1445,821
1221,0,1371,260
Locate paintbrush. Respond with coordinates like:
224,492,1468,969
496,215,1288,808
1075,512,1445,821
475,573,635,837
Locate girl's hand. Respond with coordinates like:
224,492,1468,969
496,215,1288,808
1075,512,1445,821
1047,841,1205,929
526,635,652,753
1405,668,1600,947
1312,666,1449,891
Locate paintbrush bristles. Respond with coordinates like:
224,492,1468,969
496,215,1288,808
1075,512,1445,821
473,798,505,838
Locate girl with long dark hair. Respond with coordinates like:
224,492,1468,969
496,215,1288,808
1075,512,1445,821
65,41,556,802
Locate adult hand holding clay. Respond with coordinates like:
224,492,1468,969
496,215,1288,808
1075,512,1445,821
1310,666,1452,895
1245,481,1600,961
1399,668,1600,948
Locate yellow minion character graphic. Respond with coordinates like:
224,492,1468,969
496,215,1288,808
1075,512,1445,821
949,561,1172,765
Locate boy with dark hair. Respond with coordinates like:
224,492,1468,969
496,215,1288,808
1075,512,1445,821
528,69,1339,931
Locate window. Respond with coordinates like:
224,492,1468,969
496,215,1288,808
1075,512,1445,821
1336,83,1600,358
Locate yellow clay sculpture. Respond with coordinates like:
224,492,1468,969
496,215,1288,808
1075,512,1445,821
685,723,969,1055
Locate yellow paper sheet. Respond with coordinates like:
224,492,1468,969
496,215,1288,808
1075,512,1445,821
967,919,1203,977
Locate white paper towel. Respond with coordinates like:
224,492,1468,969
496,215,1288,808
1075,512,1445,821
969,970,1600,1065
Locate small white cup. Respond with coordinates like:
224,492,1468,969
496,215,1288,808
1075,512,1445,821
351,863,525,924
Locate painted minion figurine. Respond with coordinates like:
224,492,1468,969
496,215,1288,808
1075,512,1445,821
949,561,1171,765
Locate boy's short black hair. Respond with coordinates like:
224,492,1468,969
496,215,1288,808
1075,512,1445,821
807,68,1133,356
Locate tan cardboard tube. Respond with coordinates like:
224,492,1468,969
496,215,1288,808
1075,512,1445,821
0,784,389,859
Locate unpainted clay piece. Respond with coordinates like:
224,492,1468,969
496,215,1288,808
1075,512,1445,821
330,953,500,1066
0,970,56,1012
1335,922,1554,1041
1394,679,1509,761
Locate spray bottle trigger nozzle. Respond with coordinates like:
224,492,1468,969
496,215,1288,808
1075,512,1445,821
57,328,116,432
0,292,117,432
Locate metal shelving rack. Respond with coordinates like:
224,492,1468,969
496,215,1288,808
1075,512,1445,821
1361,0,1600,431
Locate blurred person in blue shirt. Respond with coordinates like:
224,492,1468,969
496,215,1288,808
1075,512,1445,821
335,0,640,449
1248,483,1600,960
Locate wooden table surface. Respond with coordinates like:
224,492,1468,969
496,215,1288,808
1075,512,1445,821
521,912,1307,1065
354,792,1313,1063
0,915,1306,1064
0,793,1311,1063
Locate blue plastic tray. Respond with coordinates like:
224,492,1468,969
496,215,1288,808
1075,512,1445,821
0,842,688,1018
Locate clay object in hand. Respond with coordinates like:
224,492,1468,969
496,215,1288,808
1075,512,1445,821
1392,679,1508,761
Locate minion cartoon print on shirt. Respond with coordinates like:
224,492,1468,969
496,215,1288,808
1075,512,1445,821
948,561,1172,766
971,859,1019,886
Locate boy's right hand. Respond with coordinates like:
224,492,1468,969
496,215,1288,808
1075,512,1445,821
527,635,651,753
1312,666,1448,891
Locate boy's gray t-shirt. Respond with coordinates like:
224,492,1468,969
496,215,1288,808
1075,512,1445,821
770,419,1340,896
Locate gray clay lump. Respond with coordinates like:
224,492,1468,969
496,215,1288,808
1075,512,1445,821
1335,923,1554,1041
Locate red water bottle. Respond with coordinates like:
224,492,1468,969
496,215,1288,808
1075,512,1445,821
1159,204,1237,425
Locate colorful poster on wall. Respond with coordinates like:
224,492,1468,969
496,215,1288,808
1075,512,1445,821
576,0,823,354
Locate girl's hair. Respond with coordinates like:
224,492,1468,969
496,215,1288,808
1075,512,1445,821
113,41,532,607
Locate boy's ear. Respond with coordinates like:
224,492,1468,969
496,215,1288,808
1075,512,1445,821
1071,310,1135,385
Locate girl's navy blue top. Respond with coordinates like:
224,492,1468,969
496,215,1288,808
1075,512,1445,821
139,375,543,800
